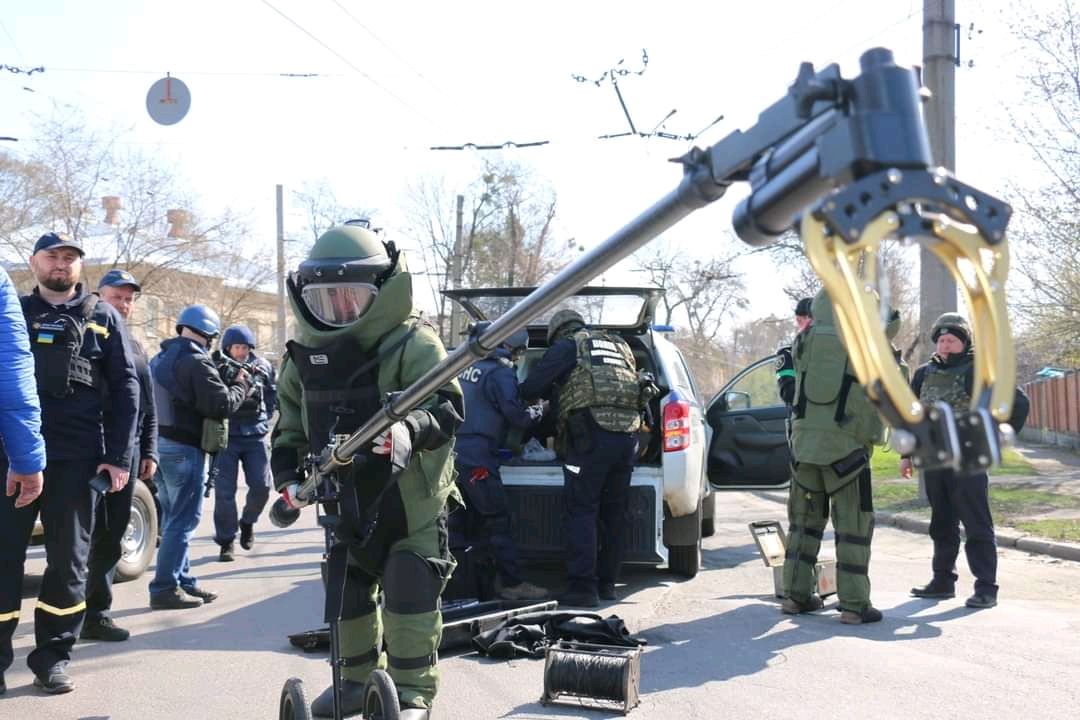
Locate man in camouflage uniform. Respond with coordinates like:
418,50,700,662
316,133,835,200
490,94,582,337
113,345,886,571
271,221,462,719
520,309,643,608
781,290,885,624
902,313,1029,609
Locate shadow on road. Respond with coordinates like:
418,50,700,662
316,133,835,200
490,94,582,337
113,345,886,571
635,597,969,694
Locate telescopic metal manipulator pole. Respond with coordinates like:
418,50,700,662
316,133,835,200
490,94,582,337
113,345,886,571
273,47,1015,525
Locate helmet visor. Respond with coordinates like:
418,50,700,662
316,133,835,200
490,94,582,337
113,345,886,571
300,283,378,327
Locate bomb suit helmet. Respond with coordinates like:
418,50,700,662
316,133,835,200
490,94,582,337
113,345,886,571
289,220,398,330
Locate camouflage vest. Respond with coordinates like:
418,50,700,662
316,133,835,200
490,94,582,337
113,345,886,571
918,361,971,413
558,329,642,434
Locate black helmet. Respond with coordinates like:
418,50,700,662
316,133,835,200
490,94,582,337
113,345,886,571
795,297,813,317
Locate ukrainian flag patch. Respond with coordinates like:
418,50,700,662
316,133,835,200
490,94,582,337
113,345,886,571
37,333,55,344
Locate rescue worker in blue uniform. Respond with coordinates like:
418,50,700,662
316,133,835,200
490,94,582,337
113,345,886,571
149,305,249,610
2,232,138,694
903,313,1029,609
82,269,158,642
0,265,47,697
520,309,647,608
211,324,277,561
452,326,547,601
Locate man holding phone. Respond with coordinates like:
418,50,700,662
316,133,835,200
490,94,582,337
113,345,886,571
1,233,138,695
81,269,158,643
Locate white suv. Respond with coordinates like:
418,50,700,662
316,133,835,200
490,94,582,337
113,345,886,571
447,286,714,577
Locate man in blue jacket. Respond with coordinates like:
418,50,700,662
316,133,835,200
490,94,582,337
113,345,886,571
4,233,138,694
210,324,276,561
149,305,248,610
0,266,47,697
82,269,158,642
451,327,546,601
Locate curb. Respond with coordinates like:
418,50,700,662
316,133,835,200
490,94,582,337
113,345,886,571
751,491,1080,563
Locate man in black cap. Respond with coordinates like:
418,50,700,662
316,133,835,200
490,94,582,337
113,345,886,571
81,269,158,642
775,297,813,407
0,232,138,694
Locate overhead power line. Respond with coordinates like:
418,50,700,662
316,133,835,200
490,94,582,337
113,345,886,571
258,0,435,127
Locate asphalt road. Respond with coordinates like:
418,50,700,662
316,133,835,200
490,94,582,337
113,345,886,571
6,489,1080,720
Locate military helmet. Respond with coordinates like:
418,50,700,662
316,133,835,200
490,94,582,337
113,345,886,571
547,309,585,345
930,312,971,347
176,304,221,339
291,220,398,328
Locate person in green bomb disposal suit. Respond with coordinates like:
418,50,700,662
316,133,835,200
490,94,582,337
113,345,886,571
780,289,890,625
271,220,462,719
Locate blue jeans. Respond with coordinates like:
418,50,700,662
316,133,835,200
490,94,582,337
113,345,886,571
212,435,271,545
149,437,206,597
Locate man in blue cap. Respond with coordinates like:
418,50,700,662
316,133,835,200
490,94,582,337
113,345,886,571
3,232,138,693
81,269,158,642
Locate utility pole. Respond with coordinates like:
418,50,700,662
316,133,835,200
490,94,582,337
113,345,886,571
276,184,287,355
919,0,958,358
448,194,465,345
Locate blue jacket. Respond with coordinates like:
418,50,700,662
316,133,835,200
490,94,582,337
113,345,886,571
518,336,577,419
456,348,536,470
0,268,45,475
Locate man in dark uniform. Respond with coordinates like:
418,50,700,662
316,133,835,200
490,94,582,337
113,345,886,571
149,305,249,610
1,232,138,694
776,297,813,407
520,309,644,608
82,269,158,642
902,313,1029,609
211,324,276,561
452,326,546,601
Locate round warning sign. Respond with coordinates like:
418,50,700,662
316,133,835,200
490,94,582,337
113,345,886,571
146,75,191,126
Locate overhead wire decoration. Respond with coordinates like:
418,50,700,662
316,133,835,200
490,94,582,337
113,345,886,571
572,49,721,142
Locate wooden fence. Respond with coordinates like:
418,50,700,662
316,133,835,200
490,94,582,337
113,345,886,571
1021,370,1080,449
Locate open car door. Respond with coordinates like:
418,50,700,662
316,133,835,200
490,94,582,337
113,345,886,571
706,354,792,490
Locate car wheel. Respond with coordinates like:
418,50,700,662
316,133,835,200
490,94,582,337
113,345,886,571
114,480,158,583
669,538,701,578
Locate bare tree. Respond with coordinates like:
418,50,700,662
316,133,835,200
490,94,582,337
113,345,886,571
402,159,577,342
634,238,747,345
0,106,273,334
1008,0,1080,370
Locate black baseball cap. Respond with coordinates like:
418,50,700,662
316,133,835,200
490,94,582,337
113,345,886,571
33,232,84,256
98,268,141,292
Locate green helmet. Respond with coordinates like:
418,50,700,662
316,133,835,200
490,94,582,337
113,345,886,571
547,309,585,345
930,312,971,347
290,220,398,329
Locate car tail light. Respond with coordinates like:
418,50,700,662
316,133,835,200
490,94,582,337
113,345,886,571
663,396,691,452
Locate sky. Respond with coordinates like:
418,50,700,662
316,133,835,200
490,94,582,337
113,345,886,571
0,0,1050,326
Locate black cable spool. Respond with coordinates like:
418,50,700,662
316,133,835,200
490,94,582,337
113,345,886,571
540,641,642,715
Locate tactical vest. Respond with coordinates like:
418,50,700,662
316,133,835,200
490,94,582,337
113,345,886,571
791,322,883,462
22,294,107,399
918,361,971,413
558,329,642,434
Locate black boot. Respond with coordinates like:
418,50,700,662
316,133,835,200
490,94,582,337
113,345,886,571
911,579,955,599
310,679,366,718
219,541,235,562
240,521,255,550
